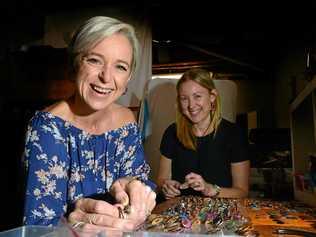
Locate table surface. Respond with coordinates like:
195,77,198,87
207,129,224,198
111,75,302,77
152,197,316,237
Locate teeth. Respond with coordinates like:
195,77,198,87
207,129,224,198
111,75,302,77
190,110,199,115
92,85,113,94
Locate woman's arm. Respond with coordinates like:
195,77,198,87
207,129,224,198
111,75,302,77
212,122,250,198
156,155,181,199
156,155,172,191
23,118,69,226
205,160,250,198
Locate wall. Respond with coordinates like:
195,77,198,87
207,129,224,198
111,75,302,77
274,45,310,128
235,79,275,128
234,43,311,129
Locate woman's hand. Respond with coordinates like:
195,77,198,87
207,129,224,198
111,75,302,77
110,177,156,224
68,177,156,231
161,179,181,199
183,172,207,192
68,198,137,232
183,172,221,197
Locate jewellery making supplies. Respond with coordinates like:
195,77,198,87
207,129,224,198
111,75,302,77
143,195,251,235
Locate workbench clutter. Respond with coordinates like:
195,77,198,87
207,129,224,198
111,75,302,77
245,199,316,228
294,153,316,194
309,153,316,192
142,196,258,236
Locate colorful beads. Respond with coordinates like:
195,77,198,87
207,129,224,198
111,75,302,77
143,196,250,234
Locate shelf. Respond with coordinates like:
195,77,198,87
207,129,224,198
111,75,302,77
291,77,316,112
290,77,316,206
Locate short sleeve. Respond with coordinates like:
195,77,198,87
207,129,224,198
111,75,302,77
23,116,69,226
160,123,177,160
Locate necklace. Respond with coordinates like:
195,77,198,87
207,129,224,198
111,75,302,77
202,120,213,136
194,119,212,137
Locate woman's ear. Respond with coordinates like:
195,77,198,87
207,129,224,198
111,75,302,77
211,89,218,96
210,89,218,102
210,89,218,112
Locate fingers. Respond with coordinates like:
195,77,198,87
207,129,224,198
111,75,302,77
110,179,129,206
69,201,137,231
184,173,205,191
127,180,152,220
126,180,144,210
71,215,136,232
114,190,129,207
75,198,119,216
189,180,204,191
70,178,156,231
147,189,157,213
179,182,189,189
88,213,136,230
162,180,181,198
185,172,200,181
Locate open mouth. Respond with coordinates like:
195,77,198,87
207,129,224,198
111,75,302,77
189,110,200,116
91,84,114,94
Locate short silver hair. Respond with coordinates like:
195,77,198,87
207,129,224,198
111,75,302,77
68,16,140,78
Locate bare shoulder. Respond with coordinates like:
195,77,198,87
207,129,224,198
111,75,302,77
43,101,70,120
111,104,136,125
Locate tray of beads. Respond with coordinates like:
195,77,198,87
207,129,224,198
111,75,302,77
141,196,257,236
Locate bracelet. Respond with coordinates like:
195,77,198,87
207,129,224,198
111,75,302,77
203,183,221,197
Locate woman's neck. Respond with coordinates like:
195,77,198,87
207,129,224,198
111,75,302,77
67,96,113,135
193,116,214,137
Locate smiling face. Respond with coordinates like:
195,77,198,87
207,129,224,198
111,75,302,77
74,33,132,112
178,79,216,126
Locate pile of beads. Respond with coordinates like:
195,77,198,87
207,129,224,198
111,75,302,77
143,196,251,234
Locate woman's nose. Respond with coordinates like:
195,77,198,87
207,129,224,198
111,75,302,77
188,98,195,108
98,66,111,82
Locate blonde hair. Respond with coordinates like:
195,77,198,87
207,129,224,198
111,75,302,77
176,68,222,150
68,16,139,78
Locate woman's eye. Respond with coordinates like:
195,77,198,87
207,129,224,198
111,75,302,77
180,97,187,102
116,64,128,71
87,57,103,65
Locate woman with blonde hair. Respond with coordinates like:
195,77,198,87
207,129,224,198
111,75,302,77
157,68,249,200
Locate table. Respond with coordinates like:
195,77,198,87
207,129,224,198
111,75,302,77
149,197,316,236
245,199,316,236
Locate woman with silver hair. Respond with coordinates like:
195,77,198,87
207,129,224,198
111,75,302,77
23,16,156,230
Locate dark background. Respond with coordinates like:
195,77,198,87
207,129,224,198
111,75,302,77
2,1,316,73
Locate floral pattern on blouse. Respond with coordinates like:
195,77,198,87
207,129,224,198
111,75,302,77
23,111,152,226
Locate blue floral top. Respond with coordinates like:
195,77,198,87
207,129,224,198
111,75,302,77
23,111,152,226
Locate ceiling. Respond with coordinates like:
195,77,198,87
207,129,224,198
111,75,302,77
3,1,316,78
150,2,316,76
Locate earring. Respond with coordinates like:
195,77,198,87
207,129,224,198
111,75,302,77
123,87,128,95
210,91,217,112
211,102,216,112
